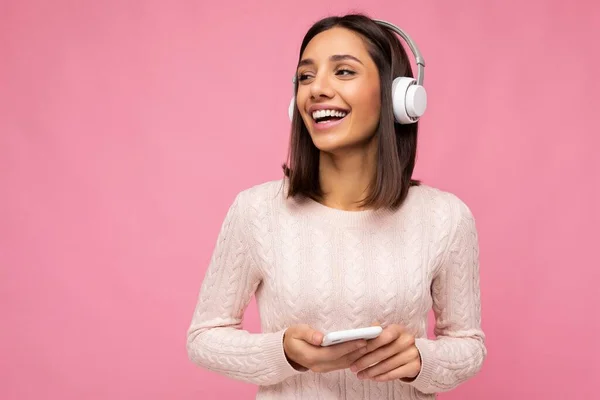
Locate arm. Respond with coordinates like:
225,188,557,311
408,198,487,394
186,192,303,386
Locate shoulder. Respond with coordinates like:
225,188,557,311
234,178,286,204
407,185,479,269
407,183,477,229
228,178,287,217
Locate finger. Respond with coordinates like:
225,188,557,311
314,345,369,373
326,339,368,359
294,324,324,346
340,344,369,365
395,333,416,352
356,346,419,379
350,341,399,372
312,339,374,373
369,332,415,356
372,359,421,382
308,339,367,366
361,326,402,354
310,330,325,346
352,334,415,372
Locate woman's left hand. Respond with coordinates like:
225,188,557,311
349,324,421,382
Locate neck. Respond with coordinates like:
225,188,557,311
318,138,378,211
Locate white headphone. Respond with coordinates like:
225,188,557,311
288,19,427,125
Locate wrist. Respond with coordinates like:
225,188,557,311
400,348,422,382
283,331,307,371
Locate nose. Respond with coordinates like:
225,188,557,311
309,72,335,100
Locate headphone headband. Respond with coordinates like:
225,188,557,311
372,19,425,86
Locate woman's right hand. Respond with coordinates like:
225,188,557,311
283,324,369,373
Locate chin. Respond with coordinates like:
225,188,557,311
304,117,378,154
311,133,373,154
309,131,348,152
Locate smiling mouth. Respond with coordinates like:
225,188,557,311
311,109,349,124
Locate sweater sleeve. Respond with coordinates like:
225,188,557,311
186,192,304,386
408,198,487,394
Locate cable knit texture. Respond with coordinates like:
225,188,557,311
187,179,486,399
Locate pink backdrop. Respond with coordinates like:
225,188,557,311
1,1,598,399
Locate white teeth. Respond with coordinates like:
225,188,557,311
311,109,348,120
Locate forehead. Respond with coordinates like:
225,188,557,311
301,27,370,60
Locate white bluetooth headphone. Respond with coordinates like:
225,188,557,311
288,19,427,125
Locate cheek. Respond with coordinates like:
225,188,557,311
295,89,312,125
366,85,381,118
294,90,306,113
353,85,381,129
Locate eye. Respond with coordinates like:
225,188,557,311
336,68,356,77
297,73,313,82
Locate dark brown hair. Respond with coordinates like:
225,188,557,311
282,13,421,210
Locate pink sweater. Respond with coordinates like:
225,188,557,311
186,179,486,399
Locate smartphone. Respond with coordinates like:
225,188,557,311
321,326,383,347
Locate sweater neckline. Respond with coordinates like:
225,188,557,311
290,194,397,228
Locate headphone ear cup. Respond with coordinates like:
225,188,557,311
392,77,427,124
406,83,427,120
289,96,295,121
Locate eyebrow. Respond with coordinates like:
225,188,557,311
297,54,363,68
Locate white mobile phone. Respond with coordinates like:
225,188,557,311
321,326,383,347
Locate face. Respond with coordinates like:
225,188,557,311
295,27,381,153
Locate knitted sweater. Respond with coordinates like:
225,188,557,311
186,179,486,399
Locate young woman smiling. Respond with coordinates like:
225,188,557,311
187,13,486,400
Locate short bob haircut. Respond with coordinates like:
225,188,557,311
283,13,420,210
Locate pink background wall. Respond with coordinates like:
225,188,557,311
1,1,598,399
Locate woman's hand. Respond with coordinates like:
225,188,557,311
283,324,369,373
349,324,421,382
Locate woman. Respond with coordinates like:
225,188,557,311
187,13,486,399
